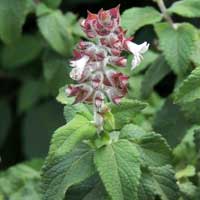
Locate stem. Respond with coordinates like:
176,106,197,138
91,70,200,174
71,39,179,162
156,0,177,29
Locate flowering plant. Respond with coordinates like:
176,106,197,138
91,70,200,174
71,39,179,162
1,0,200,200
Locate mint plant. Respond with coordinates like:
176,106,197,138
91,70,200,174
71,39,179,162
1,0,200,200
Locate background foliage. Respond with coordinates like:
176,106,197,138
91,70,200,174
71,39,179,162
0,0,200,199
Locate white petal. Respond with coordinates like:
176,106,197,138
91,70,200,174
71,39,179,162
126,41,149,55
70,55,89,68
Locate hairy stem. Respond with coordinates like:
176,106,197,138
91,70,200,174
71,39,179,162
156,0,177,29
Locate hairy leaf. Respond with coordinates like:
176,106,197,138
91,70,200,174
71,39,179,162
41,144,95,200
121,124,172,167
174,66,200,104
155,23,197,75
168,0,200,18
94,139,141,200
122,7,162,36
110,99,147,129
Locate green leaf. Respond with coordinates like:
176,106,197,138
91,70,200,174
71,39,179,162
2,35,43,69
121,6,162,36
56,86,74,104
168,0,200,18
0,100,11,148
110,99,147,129
191,33,200,66
94,139,141,200
37,3,73,56
154,23,197,75
153,98,190,147
22,100,65,158
43,0,62,8
176,165,195,180
0,162,41,199
141,55,171,98
63,104,92,122
41,143,95,200
139,166,179,200
0,0,27,44
43,49,72,95
47,114,96,158
18,79,49,113
121,124,172,167
174,66,200,104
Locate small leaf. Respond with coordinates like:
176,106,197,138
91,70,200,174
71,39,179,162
2,35,43,69
37,3,73,56
94,139,141,200
174,66,200,104
41,144,95,200
0,0,27,44
155,23,197,75
168,0,200,18
141,55,171,98
121,7,162,36
121,124,172,167
110,99,147,129
47,114,96,158
176,165,195,179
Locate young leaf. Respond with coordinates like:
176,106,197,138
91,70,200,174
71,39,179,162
110,99,147,129
174,66,200,104
47,114,96,158
0,0,27,44
37,3,73,56
2,35,43,69
141,55,171,98
94,139,141,200
168,0,200,18
155,23,197,75
43,0,62,8
41,144,95,200
121,7,162,36
121,124,172,167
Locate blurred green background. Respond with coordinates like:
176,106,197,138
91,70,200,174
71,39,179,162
0,0,199,170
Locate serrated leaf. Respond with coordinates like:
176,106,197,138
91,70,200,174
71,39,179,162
0,100,11,148
155,23,197,75
121,124,172,167
43,49,72,95
2,35,43,69
37,3,73,56
141,55,171,98
153,98,190,147
121,7,162,36
110,99,147,129
47,114,96,158
140,165,179,200
41,144,95,200
174,66,200,104
168,0,200,18
94,139,141,200
0,0,27,44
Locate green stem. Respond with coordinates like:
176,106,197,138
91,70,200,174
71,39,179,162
155,0,177,29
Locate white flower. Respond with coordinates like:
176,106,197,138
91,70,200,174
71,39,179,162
70,55,89,81
126,41,149,70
